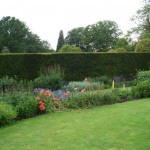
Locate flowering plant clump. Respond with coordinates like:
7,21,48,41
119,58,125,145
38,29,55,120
33,88,71,112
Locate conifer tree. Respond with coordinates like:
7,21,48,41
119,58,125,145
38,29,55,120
56,30,64,51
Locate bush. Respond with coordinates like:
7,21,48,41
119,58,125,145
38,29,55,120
16,96,39,120
113,89,133,102
61,90,119,109
0,102,17,126
137,70,150,82
0,92,34,107
135,38,150,52
0,76,33,93
115,48,127,53
33,65,64,90
135,81,150,98
0,76,17,93
58,45,82,53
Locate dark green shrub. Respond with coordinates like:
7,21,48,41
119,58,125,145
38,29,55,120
33,65,64,90
0,102,17,126
1,53,150,81
16,96,39,119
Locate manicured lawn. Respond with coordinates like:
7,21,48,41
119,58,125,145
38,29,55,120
0,99,150,150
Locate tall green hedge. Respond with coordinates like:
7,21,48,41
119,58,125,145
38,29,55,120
0,53,150,81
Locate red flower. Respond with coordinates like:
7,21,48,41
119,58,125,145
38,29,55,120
39,104,45,111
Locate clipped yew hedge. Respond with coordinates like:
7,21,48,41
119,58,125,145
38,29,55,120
0,53,150,81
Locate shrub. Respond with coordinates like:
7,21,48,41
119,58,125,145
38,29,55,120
113,89,133,102
16,96,39,120
33,65,64,90
0,92,34,107
61,90,119,109
58,45,82,53
134,81,150,98
0,76,17,93
0,102,17,126
115,48,127,53
135,38,150,52
34,88,56,113
1,53,150,81
137,70,150,82
0,76,33,93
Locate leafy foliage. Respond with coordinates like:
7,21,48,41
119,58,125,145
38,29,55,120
131,0,150,39
137,70,150,81
82,20,121,52
135,38,150,52
58,45,82,53
0,102,17,126
65,27,86,51
33,65,64,90
0,16,53,53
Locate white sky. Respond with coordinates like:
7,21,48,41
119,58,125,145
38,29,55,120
0,0,141,49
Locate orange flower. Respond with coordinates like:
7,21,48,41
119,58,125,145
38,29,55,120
81,88,86,94
53,97,59,101
39,104,45,111
39,90,44,95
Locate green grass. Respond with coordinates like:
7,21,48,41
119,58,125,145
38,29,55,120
0,99,150,150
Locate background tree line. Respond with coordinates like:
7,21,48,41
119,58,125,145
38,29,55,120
0,0,149,53
57,0,150,53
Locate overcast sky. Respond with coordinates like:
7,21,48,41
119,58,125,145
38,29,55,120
0,0,141,49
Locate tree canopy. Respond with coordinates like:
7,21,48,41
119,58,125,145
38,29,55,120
64,20,121,52
0,16,53,53
135,38,150,52
131,0,150,39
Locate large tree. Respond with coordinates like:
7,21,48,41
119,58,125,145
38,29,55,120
56,30,64,51
83,20,121,52
65,27,86,51
131,0,150,39
0,16,52,53
0,16,30,52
